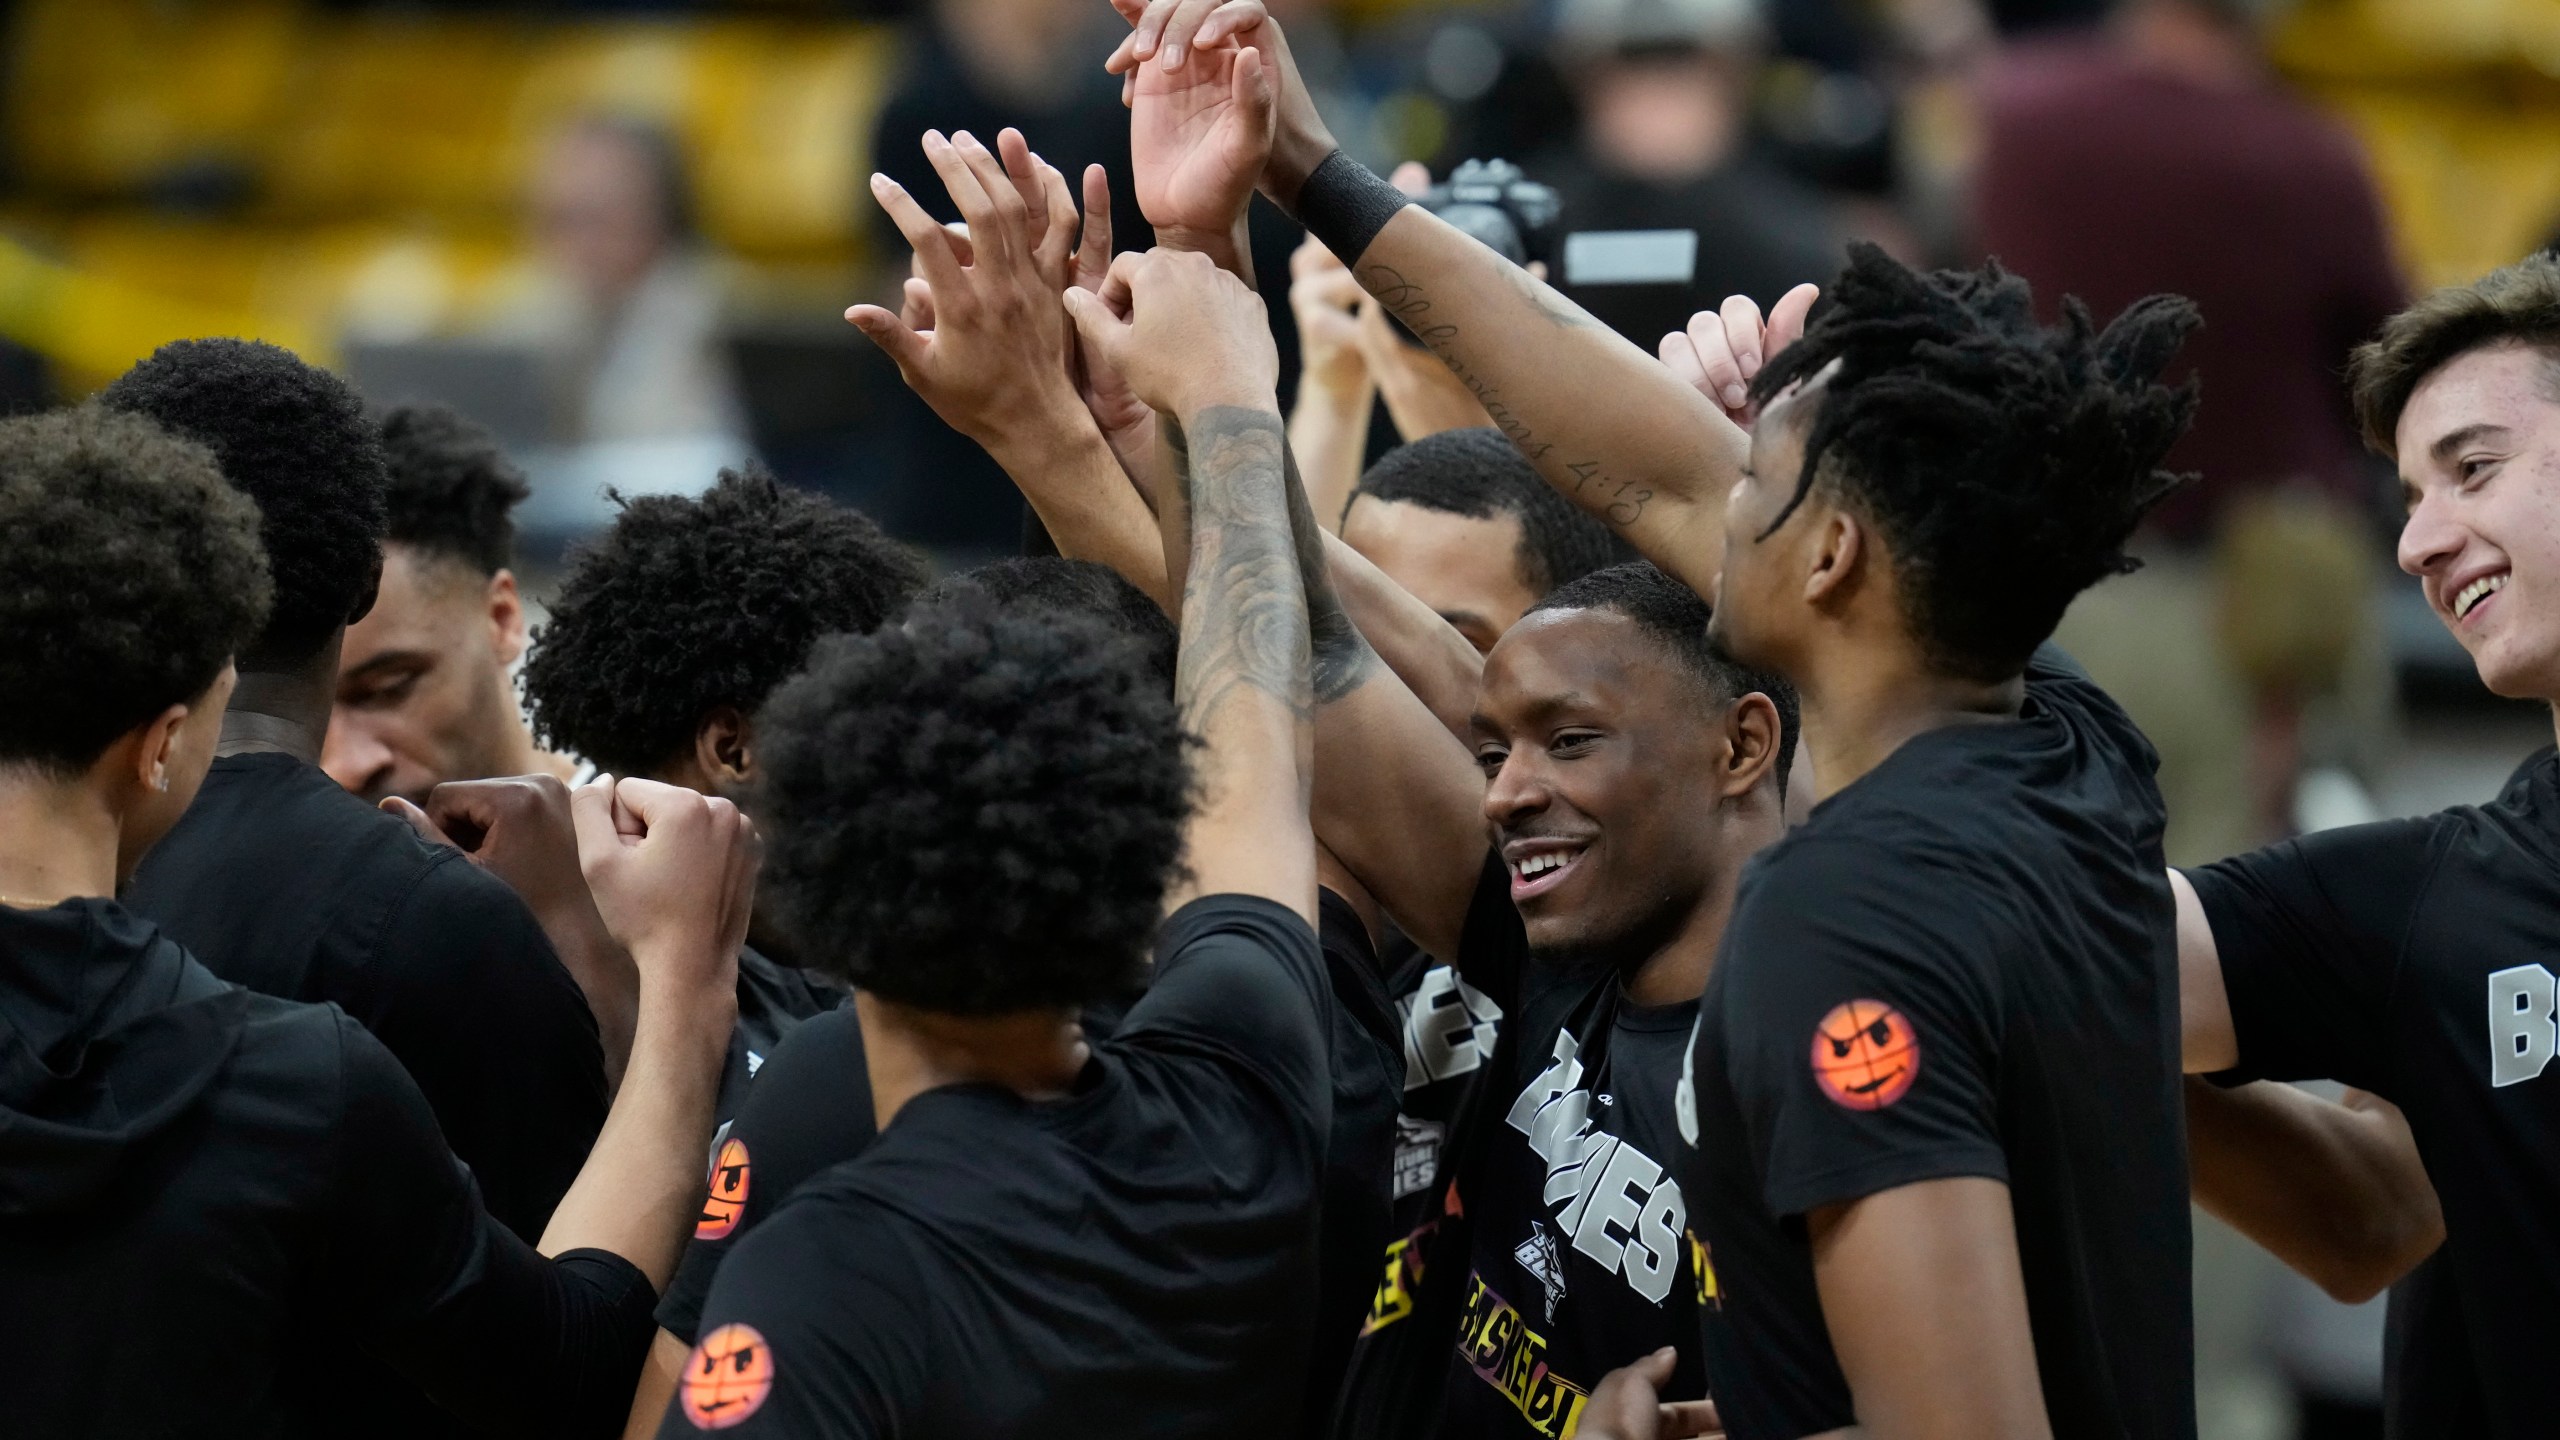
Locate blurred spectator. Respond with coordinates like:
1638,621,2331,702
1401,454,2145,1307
510,115,748,450
1969,0,2405,863
1533,0,1842,349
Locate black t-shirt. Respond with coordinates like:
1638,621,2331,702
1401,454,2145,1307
1309,890,1409,1431
124,752,607,1239
660,1003,878,1346
714,946,837,1127
1332,925,1508,1440
1429,853,1709,1440
1681,648,2192,1440
2187,744,2560,1438
663,893,1332,1439
0,899,656,1439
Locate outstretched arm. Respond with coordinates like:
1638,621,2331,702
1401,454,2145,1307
2186,1079,2441,1303
1068,246,1315,920
1110,1,1821,598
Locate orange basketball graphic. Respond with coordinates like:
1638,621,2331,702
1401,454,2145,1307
680,1323,774,1430
696,1138,750,1241
1810,999,1920,1110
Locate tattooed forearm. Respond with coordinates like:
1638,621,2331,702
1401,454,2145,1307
1175,407,1312,732
1355,262,1653,529
1279,438,1381,705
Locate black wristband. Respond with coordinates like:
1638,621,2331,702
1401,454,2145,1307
1293,150,1410,266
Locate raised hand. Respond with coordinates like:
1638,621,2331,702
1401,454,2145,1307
1291,237,1368,397
1068,163,1154,452
1107,0,1335,216
845,128,1086,452
1125,26,1274,247
571,776,755,1003
1658,283,1821,425
1064,248,1278,421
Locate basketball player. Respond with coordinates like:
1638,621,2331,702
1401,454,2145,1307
323,403,577,806
0,406,755,1439
1111,8,2197,1436
2171,253,2560,1437
663,242,1330,1437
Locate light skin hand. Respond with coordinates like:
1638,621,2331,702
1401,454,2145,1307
1116,8,1275,266
1659,285,1821,422
1064,248,1280,420
1577,1348,1725,1440
1287,235,1374,533
385,774,637,1091
1811,1177,2053,1440
1107,0,1332,210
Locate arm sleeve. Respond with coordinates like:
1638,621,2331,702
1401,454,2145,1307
322,1015,657,1440
1110,894,1333,1143
367,855,609,1242
2183,817,2445,1093
654,1209,932,1440
1719,838,2010,1219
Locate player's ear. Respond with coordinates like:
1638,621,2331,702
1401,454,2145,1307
1718,691,1782,801
693,706,755,793
486,569,529,665
1802,503,1863,609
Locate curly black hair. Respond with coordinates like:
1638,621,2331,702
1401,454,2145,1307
524,465,931,777
1349,428,1636,594
756,597,1192,1011
97,338,386,669
1530,560,1799,796
921,556,1178,693
379,403,530,576
0,408,273,773
1748,242,2198,682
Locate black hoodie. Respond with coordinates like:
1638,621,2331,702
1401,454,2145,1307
0,899,657,1439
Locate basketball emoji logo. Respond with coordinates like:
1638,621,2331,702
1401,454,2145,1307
681,1323,774,1430
696,1138,750,1241
1810,999,1920,1110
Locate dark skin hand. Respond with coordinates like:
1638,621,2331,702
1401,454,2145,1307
387,773,637,1091
1578,1348,1724,1440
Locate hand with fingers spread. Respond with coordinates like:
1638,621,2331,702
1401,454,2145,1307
1107,0,1337,208
388,775,638,1085
1579,1349,1726,1440
1064,248,1279,422
572,776,755,1006
1658,283,1821,426
846,128,1088,456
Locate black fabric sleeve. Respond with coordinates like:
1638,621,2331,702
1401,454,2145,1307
1716,837,2009,1218
655,1204,934,1439
1293,150,1410,265
2184,817,2447,1093
1111,893,1332,1133
368,855,608,1242
658,1009,880,1344
322,1014,656,1440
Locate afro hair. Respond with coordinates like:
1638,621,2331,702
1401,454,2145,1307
756,597,1192,1011
0,407,273,773
98,338,385,669
1349,427,1636,595
523,465,931,777
920,556,1178,693
1748,242,2197,682
1531,560,1798,795
379,403,531,576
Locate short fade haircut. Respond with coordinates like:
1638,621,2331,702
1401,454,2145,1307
0,408,273,773
1529,560,1800,795
1349,428,1636,595
379,404,531,576
757,598,1192,1012
2349,253,2560,456
1749,242,2197,683
523,465,930,777
920,556,1179,692
98,338,386,670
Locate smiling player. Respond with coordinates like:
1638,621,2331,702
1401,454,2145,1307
2173,253,2560,1438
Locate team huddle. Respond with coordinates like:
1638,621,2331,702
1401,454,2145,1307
7,1,2560,1437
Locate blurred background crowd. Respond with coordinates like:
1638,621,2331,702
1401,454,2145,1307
3,0,2555,1434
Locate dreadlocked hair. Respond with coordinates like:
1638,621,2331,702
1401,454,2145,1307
1747,242,2200,682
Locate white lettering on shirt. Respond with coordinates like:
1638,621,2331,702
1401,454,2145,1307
2489,963,2558,1088
1505,1028,1686,1304
1403,964,1503,1090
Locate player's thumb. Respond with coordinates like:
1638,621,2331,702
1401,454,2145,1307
1234,47,1276,146
567,774,620,859
1061,286,1125,360
380,795,457,851
844,304,926,371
